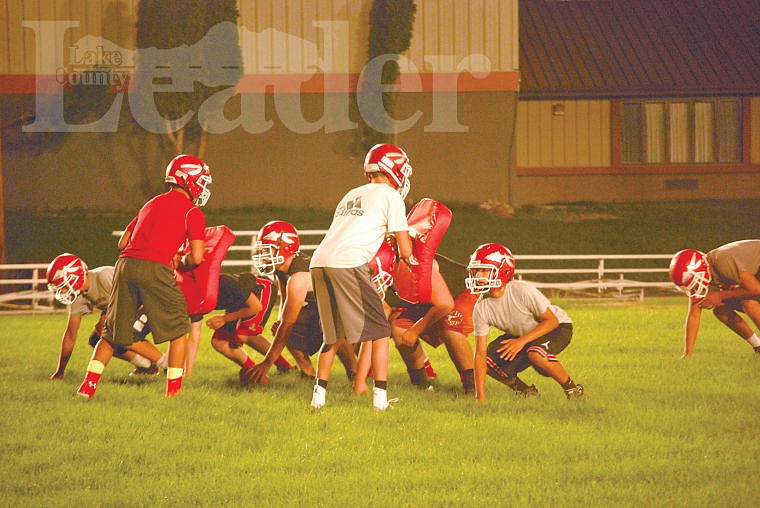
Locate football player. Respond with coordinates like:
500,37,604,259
669,240,760,357
246,221,357,384
468,243,584,400
46,253,167,380
389,253,479,394
309,143,414,410
75,154,211,399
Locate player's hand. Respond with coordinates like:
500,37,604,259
400,329,419,347
205,315,226,330
249,363,271,383
700,292,722,309
270,320,281,335
497,338,525,361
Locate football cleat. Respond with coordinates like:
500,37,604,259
564,384,585,399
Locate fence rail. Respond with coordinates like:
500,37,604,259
2,233,678,314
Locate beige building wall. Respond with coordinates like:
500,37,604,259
517,100,611,168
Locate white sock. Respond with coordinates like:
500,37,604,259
311,384,326,408
156,353,169,370
130,354,151,368
373,387,388,409
746,334,760,347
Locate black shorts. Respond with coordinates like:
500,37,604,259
486,323,573,378
286,303,324,356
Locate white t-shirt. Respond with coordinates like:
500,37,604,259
310,183,408,268
69,266,114,317
472,280,572,337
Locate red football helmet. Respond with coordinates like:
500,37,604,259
669,249,712,302
165,154,212,206
466,243,516,294
46,253,88,305
368,241,396,299
251,221,300,276
364,143,413,199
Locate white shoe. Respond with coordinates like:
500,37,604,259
310,384,326,409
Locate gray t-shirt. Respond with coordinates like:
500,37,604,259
472,280,572,337
68,266,114,317
707,240,760,286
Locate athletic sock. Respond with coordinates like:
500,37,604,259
130,354,151,368
317,378,328,389
408,366,426,386
374,379,387,390
459,369,475,392
156,353,169,370
274,356,293,369
166,367,183,398
746,334,760,347
423,357,437,378
242,356,256,368
77,360,105,398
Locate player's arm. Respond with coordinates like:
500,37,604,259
703,271,760,308
393,230,414,267
180,239,205,269
682,300,702,358
497,308,559,361
251,272,309,380
51,313,82,379
206,293,263,330
401,263,455,345
474,333,489,401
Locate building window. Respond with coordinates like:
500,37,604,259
621,98,742,164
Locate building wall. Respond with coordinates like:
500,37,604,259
0,0,520,211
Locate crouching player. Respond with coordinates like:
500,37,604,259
46,253,167,380
467,243,584,400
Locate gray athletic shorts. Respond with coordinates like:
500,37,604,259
310,265,391,344
104,257,190,345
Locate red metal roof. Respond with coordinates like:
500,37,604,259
519,0,760,98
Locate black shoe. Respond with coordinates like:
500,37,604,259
753,346,760,355
519,384,540,397
129,364,160,376
564,384,585,399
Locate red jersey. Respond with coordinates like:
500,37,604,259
121,189,206,266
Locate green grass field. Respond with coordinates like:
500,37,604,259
2,299,759,506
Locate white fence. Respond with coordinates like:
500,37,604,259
0,231,678,313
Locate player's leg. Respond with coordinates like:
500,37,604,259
166,334,186,398
441,329,475,393
353,341,372,394
335,339,358,380
76,337,116,398
485,335,537,396
735,299,760,353
312,342,336,408
524,324,583,399
288,346,316,377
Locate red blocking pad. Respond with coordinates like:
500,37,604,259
175,225,236,315
394,198,452,304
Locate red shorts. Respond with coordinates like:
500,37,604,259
391,290,477,347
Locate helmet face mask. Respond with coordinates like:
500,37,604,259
46,253,88,305
465,264,502,294
465,243,515,295
368,241,396,299
251,243,283,276
165,155,212,206
251,221,300,276
364,144,413,200
669,249,711,303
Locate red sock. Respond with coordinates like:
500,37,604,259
77,371,101,398
424,357,438,378
242,356,256,368
166,367,184,398
274,356,293,369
